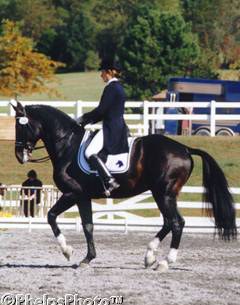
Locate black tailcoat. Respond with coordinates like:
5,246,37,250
81,81,129,155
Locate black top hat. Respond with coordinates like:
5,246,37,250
100,58,122,72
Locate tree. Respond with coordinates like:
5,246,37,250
60,10,93,71
16,0,60,42
118,7,200,99
85,50,100,71
0,20,64,97
87,0,182,62
37,1,94,71
0,0,60,42
181,0,240,68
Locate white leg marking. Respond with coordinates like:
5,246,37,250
155,259,169,273
57,233,73,261
57,233,67,252
167,248,178,264
145,237,160,268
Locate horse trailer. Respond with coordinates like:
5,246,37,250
164,77,240,136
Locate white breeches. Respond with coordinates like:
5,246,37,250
85,129,104,159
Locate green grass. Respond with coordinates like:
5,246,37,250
0,140,54,185
0,71,104,102
0,69,239,102
0,136,240,187
175,136,240,187
1,71,240,218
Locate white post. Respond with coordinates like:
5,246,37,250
143,100,149,135
189,107,193,136
124,218,128,234
106,198,114,221
28,216,32,233
75,217,81,232
210,100,216,137
138,124,142,136
76,100,83,119
9,99,17,116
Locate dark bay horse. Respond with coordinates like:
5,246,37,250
12,102,236,271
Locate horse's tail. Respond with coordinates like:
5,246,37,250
188,147,237,239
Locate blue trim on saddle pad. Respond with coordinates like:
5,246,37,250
77,130,136,175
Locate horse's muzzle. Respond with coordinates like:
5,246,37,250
15,148,29,164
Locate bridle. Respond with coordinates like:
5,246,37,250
15,115,50,163
15,107,78,163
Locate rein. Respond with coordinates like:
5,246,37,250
27,144,49,163
28,142,50,163
29,154,51,163
29,131,73,163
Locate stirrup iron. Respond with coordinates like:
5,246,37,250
102,178,120,197
88,154,120,196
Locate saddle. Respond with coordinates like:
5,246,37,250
77,130,136,175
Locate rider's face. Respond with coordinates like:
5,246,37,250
101,70,112,83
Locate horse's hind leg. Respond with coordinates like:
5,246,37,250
145,191,185,271
47,193,77,260
144,208,171,268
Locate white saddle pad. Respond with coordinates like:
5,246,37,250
77,130,136,175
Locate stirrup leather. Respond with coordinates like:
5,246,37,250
88,154,120,196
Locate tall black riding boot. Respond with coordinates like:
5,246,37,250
89,154,120,196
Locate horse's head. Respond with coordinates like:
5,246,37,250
11,101,42,164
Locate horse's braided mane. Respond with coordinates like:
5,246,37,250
25,104,76,125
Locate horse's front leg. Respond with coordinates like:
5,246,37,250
77,198,96,266
47,193,77,260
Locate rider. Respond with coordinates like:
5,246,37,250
77,58,129,195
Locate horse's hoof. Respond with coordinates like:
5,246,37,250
144,251,157,268
79,261,90,268
79,256,91,268
63,245,73,261
144,256,157,268
154,260,169,273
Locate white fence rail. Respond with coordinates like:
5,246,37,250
1,99,240,136
0,185,240,233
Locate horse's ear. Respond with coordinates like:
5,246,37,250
10,99,25,116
